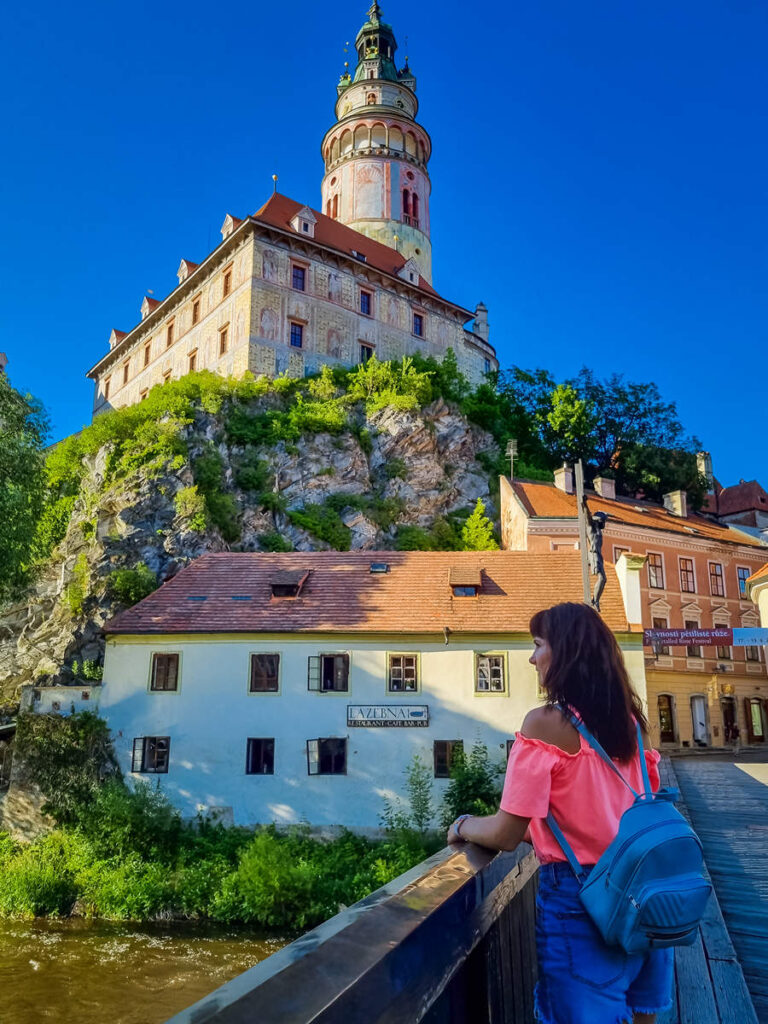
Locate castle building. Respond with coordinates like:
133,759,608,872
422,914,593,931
86,4,497,417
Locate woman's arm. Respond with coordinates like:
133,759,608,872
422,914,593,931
447,808,530,851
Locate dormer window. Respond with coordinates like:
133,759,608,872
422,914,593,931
290,207,317,238
450,567,482,597
270,569,310,599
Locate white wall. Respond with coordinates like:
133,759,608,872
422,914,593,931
99,634,647,830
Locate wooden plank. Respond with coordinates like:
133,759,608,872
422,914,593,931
674,934,719,1024
708,959,759,1024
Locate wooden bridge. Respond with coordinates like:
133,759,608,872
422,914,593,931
165,758,763,1024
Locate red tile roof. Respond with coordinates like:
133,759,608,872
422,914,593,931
253,193,444,302
747,562,768,586
512,481,767,549
104,551,633,636
702,479,768,517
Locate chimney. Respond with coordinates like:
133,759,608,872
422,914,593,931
554,463,574,494
473,302,489,343
663,490,688,518
593,476,616,501
696,451,714,492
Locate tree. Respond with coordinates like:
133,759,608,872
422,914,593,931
0,372,49,600
544,383,598,464
461,499,499,551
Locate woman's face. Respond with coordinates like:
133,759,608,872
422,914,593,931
529,635,552,682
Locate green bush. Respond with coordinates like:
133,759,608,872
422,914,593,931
384,457,407,480
64,552,90,616
108,562,158,606
258,531,294,552
439,742,504,828
234,450,271,493
174,485,207,531
0,832,79,917
287,502,350,550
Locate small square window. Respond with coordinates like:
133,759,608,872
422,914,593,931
307,737,347,775
360,343,374,364
133,736,170,773
290,323,304,348
389,654,418,692
302,221,310,233
150,653,179,691
219,326,228,356
250,653,279,693
360,290,372,316
476,654,505,692
223,267,232,298
292,266,306,291
246,738,275,775
412,313,424,337
433,740,463,778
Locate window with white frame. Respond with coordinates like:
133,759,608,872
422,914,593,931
475,653,505,693
652,617,670,656
307,738,347,775
685,619,702,658
132,736,170,773
150,653,179,691
647,552,665,589
737,566,751,598
307,654,349,692
388,654,418,692
679,558,696,593
709,562,725,597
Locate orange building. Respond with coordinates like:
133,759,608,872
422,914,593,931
500,468,768,750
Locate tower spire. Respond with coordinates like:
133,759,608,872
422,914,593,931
320,6,434,281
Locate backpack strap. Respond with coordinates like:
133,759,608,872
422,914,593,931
555,703,646,800
545,811,589,882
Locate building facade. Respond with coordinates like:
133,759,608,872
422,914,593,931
500,470,768,750
85,5,496,417
96,551,646,829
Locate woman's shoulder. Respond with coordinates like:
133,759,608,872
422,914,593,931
520,706,581,755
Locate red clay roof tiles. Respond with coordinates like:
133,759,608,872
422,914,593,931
104,551,632,636
512,481,766,549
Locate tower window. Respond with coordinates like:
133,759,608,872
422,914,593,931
332,194,338,219
290,322,304,348
367,93,376,105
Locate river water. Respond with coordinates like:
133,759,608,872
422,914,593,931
0,919,286,1024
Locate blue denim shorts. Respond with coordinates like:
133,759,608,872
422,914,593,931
535,862,674,1024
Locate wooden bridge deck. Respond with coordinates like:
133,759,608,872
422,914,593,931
667,758,768,1024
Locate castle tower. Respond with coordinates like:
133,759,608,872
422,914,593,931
320,3,433,282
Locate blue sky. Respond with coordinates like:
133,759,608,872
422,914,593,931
2,0,766,486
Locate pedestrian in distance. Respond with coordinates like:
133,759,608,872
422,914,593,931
447,602,674,1024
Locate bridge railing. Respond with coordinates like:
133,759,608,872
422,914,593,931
165,842,540,1024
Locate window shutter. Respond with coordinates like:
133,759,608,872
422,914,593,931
132,738,144,773
307,739,320,774
307,656,321,691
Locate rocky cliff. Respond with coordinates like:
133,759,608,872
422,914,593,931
0,395,495,704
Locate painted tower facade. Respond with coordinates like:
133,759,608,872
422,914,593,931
320,4,433,282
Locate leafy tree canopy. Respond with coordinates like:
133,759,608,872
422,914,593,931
0,373,49,600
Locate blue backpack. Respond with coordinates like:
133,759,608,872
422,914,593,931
546,708,712,954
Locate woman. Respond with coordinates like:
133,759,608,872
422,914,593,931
447,602,673,1024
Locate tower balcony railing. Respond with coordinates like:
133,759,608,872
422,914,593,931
402,214,420,228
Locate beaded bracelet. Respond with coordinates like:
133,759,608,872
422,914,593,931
453,813,472,839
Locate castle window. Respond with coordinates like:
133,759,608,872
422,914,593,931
360,343,374,364
104,377,111,401
292,265,306,291
326,199,331,216
412,313,424,337
290,322,304,348
412,193,420,226
140,389,148,401
122,362,129,385
144,342,151,367
222,266,232,298
332,194,339,219
484,358,491,374
360,290,372,316
188,349,197,373
367,92,376,105
402,188,411,217
219,325,229,356
166,320,175,348
162,369,172,385
192,296,201,325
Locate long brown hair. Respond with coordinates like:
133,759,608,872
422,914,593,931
529,602,648,761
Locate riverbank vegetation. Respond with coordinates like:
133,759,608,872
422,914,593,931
0,713,445,925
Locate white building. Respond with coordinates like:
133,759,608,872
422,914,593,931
98,551,648,830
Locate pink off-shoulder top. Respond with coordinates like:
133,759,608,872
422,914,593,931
500,730,661,865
